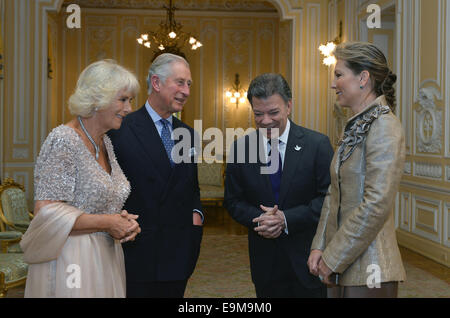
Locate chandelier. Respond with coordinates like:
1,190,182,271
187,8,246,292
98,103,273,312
137,0,202,60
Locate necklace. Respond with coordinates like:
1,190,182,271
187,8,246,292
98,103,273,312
77,116,100,160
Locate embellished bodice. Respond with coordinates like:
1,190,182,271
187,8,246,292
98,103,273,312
34,125,130,215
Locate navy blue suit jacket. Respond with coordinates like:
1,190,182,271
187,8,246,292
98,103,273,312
108,106,203,283
224,121,333,288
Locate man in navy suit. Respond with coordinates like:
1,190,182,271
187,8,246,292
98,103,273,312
109,53,203,298
224,73,333,298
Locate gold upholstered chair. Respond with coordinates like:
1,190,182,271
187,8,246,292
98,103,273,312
0,178,30,297
0,178,33,233
0,227,28,298
0,251,28,297
198,158,225,207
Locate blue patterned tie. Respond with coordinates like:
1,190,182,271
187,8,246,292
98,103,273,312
160,118,174,167
268,140,283,204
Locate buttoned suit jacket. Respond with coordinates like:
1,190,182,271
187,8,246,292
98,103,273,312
108,105,203,283
224,120,333,288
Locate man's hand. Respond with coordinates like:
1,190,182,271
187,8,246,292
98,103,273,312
193,212,203,226
252,205,286,239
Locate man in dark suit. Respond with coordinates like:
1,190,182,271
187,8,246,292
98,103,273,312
224,73,333,298
108,53,203,298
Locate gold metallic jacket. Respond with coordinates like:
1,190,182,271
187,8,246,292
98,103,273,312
311,95,406,286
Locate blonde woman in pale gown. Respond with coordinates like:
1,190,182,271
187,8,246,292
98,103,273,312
20,60,141,297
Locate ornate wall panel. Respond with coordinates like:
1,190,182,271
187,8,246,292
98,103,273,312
412,196,442,244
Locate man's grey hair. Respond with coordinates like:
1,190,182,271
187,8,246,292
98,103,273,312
146,53,190,95
247,73,292,106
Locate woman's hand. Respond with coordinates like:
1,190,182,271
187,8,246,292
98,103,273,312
318,258,334,286
106,210,140,242
118,210,141,243
308,249,323,276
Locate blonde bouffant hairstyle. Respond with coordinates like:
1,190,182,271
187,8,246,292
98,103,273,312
68,59,140,117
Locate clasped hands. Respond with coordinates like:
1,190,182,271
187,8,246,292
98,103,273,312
307,249,335,286
252,205,286,239
108,210,141,243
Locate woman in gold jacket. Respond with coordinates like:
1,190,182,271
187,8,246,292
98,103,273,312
308,42,406,298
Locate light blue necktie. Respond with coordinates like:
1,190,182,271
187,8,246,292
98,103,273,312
160,118,174,167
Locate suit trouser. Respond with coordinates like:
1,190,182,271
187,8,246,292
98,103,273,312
254,246,326,298
126,280,188,298
327,282,398,298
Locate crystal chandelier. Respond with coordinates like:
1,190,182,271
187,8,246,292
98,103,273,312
137,0,202,60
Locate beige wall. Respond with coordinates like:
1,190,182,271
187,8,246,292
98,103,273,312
48,8,290,135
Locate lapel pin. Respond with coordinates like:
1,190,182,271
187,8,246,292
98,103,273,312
294,145,302,151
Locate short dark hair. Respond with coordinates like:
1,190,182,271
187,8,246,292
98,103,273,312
247,73,292,106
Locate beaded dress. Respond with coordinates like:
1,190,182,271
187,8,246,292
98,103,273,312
21,125,130,297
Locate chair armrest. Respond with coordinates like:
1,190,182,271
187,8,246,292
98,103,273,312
0,237,22,253
0,212,13,228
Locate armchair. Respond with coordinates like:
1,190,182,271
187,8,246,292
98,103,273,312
0,178,33,233
0,220,28,298
198,159,225,207
0,253,28,297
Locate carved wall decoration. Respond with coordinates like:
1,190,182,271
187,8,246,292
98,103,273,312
87,26,116,63
404,161,412,175
416,86,442,154
413,162,442,180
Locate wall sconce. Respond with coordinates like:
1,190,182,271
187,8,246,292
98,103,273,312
225,73,247,108
319,21,342,66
